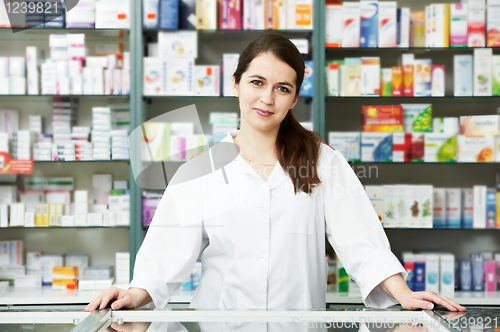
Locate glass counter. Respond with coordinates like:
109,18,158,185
0,306,498,332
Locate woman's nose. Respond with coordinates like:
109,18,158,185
260,87,274,105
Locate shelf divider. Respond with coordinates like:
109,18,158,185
129,0,143,281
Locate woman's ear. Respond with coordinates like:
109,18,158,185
232,76,239,97
290,94,299,110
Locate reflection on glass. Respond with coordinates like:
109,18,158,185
434,306,500,332
104,321,433,332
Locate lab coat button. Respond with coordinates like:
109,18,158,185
257,203,267,212
258,254,266,261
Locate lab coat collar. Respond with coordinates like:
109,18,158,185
221,130,291,190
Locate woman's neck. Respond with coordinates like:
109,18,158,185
234,124,279,161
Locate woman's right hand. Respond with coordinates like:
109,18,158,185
85,286,138,312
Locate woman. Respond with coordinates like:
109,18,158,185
86,34,465,313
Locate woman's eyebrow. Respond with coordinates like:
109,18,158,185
248,75,294,88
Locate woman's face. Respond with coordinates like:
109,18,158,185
232,52,299,133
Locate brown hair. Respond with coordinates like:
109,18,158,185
233,33,322,194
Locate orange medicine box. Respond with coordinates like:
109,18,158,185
362,105,404,132
403,65,414,96
52,266,78,290
391,66,403,96
52,278,78,290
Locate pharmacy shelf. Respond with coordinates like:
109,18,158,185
0,284,128,306
0,28,128,42
327,47,500,51
33,160,130,163
165,289,500,306
143,95,312,100
2,286,499,306
144,29,312,33
348,162,500,165
326,96,500,99
0,0,138,284
384,228,500,231
327,291,500,306
0,95,129,98
0,226,129,229
0,28,128,31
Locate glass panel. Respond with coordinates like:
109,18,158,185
98,321,433,332
0,323,76,331
434,306,500,332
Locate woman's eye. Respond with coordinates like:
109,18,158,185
278,86,290,93
251,80,262,86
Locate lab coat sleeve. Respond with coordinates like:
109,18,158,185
321,147,408,309
129,164,207,309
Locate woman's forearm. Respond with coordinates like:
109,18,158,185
129,288,153,308
378,273,413,304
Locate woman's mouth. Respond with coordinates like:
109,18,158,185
254,108,273,117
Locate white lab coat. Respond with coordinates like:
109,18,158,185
129,130,407,310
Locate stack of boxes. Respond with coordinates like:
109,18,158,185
95,0,130,29
366,184,500,230
2,39,128,96
73,190,89,227
10,131,34,160
72,127,92,161
66,0,96,28
326,0,500,49
111,130,129,160
326,53,444,98
144,31,196,96
2,57,26,95
0,133,8,155
44,0,65,28
26,47,44,95
51,97,77,161
29,115,43,134
0,57,8,94
115,252,130,284
366,184,434,229
404,252,500,294
0,110,19,133
52,267,78,290
142,190,163,227
329,105,500,164
92,107,112,161
142,0,312,30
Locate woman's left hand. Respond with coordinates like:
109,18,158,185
398,290,466,311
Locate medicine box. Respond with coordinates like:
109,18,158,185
361,105,403,132
383,185,397,228
342,2,360,48
360,1,378,48
460,115,500,137
365,185,384,224
424,133,457,162
457,135,495,162
451,3,468,47
446,188,462,229
414,59,432,97
361,132,393,162
328,132,361,162
361,57,380,96
468,0,486,47
325,4,343,47
454,55,473,96
194,65,220,96
474,48,492,96
158,31,197,58
433,188,446,229
402,104,432,133
300,61,313,97
378,1,397,47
